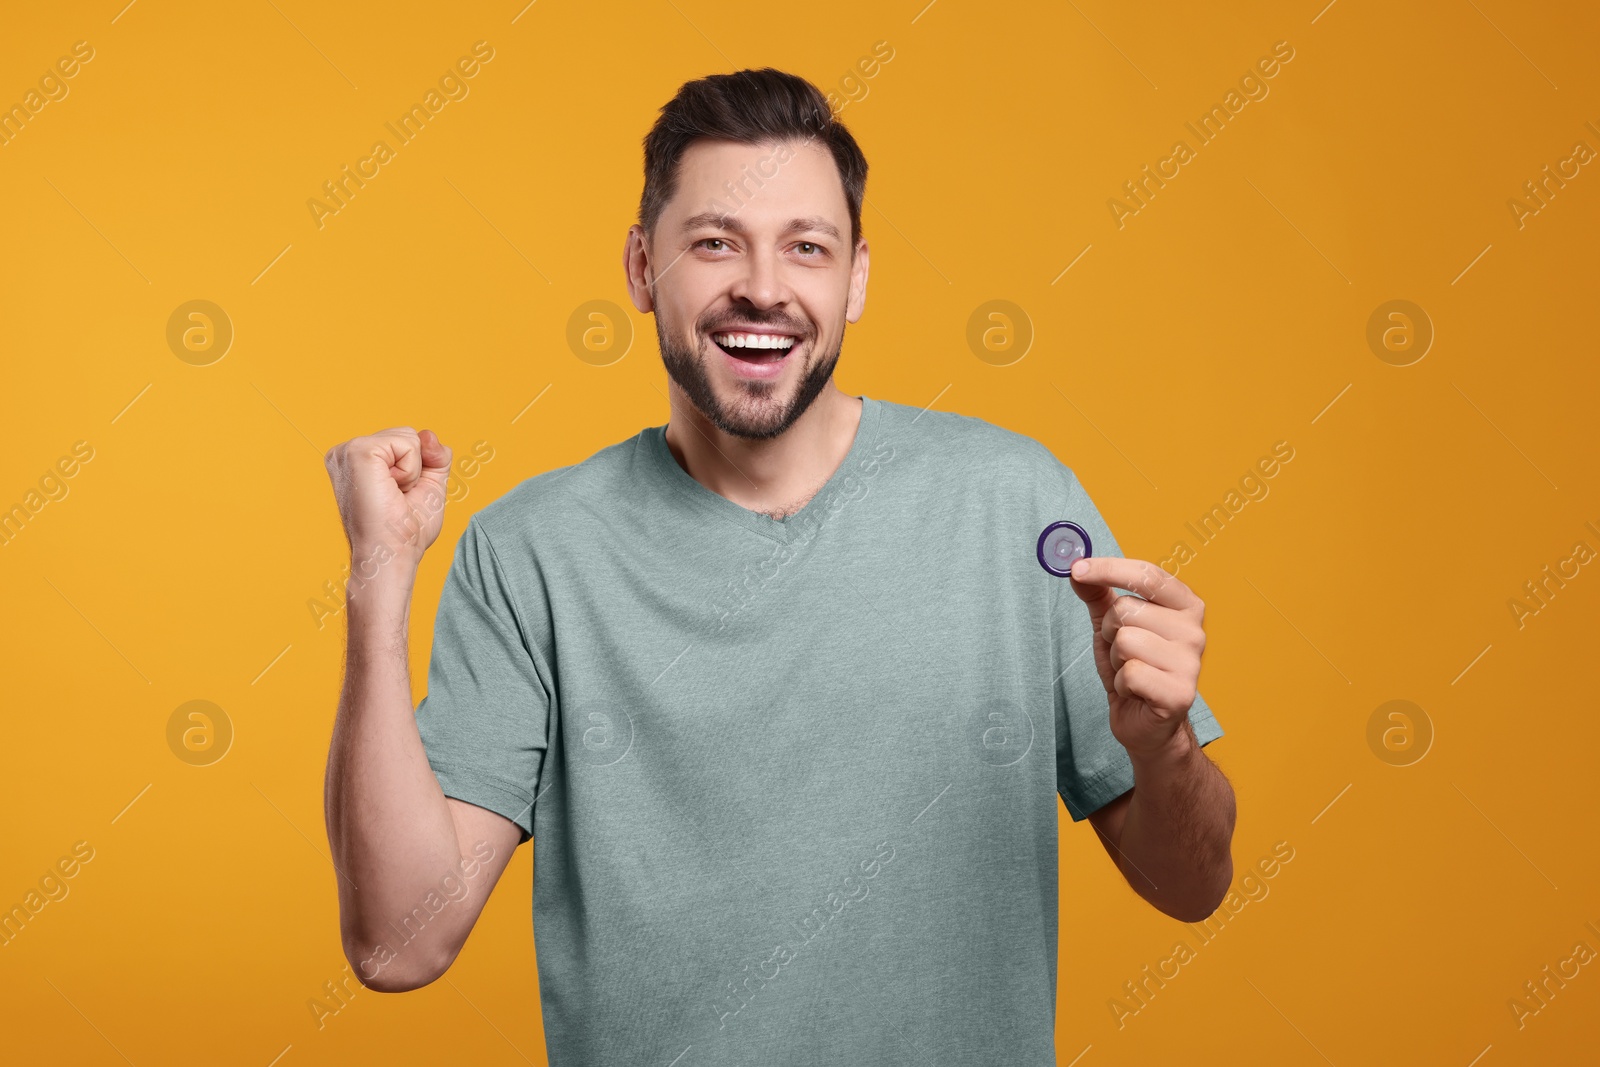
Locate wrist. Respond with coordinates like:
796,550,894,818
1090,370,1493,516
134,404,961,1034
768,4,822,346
345,573,415,648
1127,720,1199,779
348,537,424,581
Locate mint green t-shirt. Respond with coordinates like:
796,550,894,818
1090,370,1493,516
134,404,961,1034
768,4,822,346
414,395,1223,1065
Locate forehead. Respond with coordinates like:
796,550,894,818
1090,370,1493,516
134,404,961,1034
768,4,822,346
664,137,849,234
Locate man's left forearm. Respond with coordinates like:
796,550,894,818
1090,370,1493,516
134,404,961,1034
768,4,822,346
1118,721,1236,922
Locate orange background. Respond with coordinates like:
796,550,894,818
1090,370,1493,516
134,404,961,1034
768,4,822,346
3,1,1597,1064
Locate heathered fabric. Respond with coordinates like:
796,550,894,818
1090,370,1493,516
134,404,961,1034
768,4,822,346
414,395,1223,1066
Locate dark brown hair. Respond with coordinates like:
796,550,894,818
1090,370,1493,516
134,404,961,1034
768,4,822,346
638,68,868,252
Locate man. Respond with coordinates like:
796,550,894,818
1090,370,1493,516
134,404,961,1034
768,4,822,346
323,68,1234,1065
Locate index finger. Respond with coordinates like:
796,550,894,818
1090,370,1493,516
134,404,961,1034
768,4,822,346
1069,556,1201,612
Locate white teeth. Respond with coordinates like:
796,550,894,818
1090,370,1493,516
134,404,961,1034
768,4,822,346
712,332,797,350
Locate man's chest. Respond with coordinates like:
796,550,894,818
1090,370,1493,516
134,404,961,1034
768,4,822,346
536,501,1059,821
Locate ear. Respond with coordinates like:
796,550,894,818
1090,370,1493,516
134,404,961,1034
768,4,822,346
845,236,870,323
623,224,655,314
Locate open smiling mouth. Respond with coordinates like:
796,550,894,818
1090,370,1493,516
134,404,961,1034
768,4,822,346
710,330,800,364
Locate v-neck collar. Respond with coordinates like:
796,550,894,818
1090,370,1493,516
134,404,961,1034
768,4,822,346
643,396,881,545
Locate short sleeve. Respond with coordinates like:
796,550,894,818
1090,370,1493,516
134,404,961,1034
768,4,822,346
413,516,553,844
1042,457,1224,822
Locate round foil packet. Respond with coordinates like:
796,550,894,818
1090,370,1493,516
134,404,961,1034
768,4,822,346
1036,520,1092,578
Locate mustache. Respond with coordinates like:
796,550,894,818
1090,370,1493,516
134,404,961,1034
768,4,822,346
702,315,809,336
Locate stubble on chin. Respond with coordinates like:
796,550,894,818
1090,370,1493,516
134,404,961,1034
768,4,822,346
659,326,838,441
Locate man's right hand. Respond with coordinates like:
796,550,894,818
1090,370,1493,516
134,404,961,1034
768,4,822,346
324,427,454,569
321,426,523,992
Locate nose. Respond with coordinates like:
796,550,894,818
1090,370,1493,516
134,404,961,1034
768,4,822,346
727,244,792,309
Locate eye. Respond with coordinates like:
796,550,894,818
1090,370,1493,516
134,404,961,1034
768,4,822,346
695,238,728,252
796,242,822,256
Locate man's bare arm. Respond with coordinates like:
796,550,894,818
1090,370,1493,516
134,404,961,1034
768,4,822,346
1087,721,1235,922
1064,555,1236,923
321,428,523,992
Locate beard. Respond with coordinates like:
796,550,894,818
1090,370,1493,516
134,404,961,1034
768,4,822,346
654,299,842,441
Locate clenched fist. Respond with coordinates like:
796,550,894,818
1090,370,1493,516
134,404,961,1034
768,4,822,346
324,427,454,572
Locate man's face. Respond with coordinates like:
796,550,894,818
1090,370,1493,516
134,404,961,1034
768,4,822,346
627,137,869,440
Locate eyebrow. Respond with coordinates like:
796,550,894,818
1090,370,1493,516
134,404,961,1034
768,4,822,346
680,212,843,243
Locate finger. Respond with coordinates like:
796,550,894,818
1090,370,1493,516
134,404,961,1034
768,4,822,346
378,428,423,490
1114,658,1197,712
1070,556,1201,612
1108,627,1190,675
1101,596,1203,645
1067,572,1119,632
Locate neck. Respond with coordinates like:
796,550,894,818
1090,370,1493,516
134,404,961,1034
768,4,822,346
662,384,863,519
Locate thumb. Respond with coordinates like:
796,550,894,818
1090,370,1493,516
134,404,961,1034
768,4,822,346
417,429,452,483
